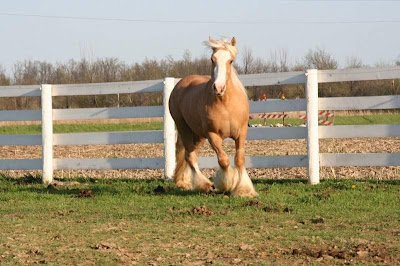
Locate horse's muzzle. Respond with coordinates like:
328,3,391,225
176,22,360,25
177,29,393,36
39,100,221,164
213,83,226,96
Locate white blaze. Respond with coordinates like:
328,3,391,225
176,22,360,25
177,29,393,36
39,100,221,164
213,49,231,93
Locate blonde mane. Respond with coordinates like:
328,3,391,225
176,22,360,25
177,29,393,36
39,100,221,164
203,38,238,58
231,66,247,96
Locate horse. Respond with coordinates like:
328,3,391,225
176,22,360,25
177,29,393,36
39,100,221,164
168,37,258,197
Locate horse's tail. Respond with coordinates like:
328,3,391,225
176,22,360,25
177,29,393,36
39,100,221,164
173,133,188,184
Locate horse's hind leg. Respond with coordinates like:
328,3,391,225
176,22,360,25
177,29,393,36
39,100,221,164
175,122,212,192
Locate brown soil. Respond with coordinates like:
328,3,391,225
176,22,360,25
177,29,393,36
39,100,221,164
288,243,398,264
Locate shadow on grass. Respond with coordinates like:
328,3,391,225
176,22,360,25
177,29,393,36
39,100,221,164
253,179,308,185
2,174,400,198
0,176,206,197
1,173,42,185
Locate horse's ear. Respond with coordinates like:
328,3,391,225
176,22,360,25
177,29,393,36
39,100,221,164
231,37,236,46
209,36,215,43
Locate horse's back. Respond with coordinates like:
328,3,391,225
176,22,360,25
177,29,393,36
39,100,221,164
174,75,210,94
169,75,210,108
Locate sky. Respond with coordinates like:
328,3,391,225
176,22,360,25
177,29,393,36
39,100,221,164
1,0,400,72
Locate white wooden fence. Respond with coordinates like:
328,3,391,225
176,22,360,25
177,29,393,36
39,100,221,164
1,66,400,184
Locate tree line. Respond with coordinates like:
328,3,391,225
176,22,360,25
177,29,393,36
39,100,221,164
0,47,399,110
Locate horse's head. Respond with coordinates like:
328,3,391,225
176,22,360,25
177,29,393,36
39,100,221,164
205,37,238,96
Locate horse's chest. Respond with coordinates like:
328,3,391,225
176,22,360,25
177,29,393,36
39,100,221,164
206,107,244,138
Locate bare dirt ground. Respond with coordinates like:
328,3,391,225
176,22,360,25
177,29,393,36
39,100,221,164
1,138,399,180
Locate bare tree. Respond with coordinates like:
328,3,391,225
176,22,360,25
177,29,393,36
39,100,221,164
291,59,306,71
241,46,255,74
374,60,392,68
345,56,364,69
278,49,290,72
267,49,290,72
304,47,338,70
0,65,10,85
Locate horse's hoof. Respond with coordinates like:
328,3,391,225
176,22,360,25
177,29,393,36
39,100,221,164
196,181,214,193
175,180,192,191
231,188,259,198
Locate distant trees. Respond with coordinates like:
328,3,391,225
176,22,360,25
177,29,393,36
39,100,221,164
0,47,399,110
0,65,10,85
345,56,364,69
4,46,398,85
303,47,338,70
237,47,290,74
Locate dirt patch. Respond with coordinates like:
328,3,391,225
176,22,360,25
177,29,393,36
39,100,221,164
191,205,214,216
168,205,214,216
262,205,282,213
75,189,95,198
288,243,396,263
241,200,292,213
314,188,335,200
242,200,264,207
91,243,112,250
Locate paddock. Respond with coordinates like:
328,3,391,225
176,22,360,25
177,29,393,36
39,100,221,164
1,67,400,265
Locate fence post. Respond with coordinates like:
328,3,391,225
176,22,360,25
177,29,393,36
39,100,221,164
41,84,53,184
305,69,320,184
163,78,176,179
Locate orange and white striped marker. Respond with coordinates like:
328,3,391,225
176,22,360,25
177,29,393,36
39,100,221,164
318,111,335,117
298,111,335,126
318,119,334,126
259,113,288,119
298,114,307,121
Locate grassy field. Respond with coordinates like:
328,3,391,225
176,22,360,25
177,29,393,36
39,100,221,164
1,113,399,264
0,122,163,135
250,113,400,127
0,176,399,265
0,113,399,135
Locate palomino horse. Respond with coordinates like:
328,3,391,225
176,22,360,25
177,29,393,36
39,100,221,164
169,37,258,197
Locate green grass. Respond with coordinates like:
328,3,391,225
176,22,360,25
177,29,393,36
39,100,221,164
0,176,399,265
0,113,399,135
0,122,163,135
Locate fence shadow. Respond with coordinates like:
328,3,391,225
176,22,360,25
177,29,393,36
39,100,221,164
2,175,400,198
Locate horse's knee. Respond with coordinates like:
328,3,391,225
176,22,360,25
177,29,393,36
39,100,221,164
218,154,230,169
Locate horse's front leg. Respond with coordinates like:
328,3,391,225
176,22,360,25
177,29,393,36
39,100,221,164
185,137,214,192
208,132,239,193
231,132,258,197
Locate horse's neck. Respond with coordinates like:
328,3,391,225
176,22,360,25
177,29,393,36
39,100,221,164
225,73,245,98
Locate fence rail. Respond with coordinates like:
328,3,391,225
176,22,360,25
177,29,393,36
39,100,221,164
1,95,398,122
0,66,399,184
